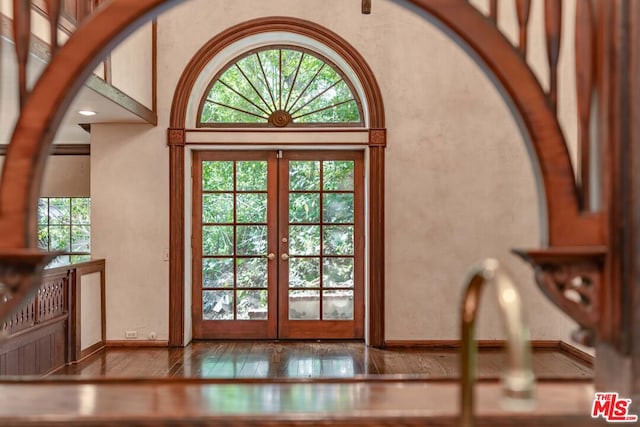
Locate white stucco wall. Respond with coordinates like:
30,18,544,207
91,124,168,341
110,23,154,109
90,0,580,344
0,155,90,197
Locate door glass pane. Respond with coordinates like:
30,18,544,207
289,257,320,288
323,161,354,191
323,193,354,223
203,226,234,255
203,258,234,288
237,290,268,320
203,290,234,320
236,161,267,191
289,290,320,320
236,193,267,223
199,156,273,327
323,258,354,288
323,225,354,255
290,161,320,190
236,258,268,288
289,193,320,223
289,225,320,255
203,161,234,191
323,290,354,320
203,194,234,223
236,225,267,255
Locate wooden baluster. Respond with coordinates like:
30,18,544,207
0,27,2,122
12,0,31,108
77,0,91,23
44,0,61,53
362,0,371,14
575,0,595,210
516,0,531,56
544,0,562,114
489,0,498,24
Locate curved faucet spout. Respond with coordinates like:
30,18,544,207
460,259,535,427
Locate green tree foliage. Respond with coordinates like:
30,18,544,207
200,159,356,320
200,47,361,126
38,197,91,268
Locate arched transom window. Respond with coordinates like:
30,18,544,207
198,46,364,127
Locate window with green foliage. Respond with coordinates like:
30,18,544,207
38,197,91,268
199,46,363,127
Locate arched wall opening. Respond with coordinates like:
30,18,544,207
0,0,602,347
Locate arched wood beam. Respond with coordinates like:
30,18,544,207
405,0,603,246
0,0,183,249
169,17,385,128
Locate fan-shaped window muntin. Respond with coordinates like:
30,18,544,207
198,46,364,127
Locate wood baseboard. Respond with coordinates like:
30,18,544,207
383,340,561,349
383,340,594,368
78,341,105,362
106,340,169,348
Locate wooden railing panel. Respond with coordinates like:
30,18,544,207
2,269,68,336
37,273,67,323
3,297,35,335
0,259,105,375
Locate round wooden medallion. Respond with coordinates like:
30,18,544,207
268,110,292,127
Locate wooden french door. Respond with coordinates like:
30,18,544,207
192,150,364,340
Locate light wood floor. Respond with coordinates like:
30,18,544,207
51,341,593,380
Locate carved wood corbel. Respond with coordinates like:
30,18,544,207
368,129,386,147
167,128,185,147
513,247,606,346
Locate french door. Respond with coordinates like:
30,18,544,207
192,150,364,340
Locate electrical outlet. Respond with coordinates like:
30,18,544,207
125,331,138,339
149,332,157,340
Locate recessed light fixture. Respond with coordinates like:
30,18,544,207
78,110,97,116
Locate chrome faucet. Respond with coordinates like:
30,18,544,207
460,259,535,427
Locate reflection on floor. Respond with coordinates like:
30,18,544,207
52,341,593,380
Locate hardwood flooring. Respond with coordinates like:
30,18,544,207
51,341,593,380
0,381,600,426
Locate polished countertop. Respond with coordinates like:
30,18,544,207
0,379,601,426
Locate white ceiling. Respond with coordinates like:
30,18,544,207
1,37,148,145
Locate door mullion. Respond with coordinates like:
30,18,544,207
277,153,290,338
319,161,324,321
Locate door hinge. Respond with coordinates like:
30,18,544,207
277,150,283,159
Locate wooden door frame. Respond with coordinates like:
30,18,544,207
168,17,387,347
191,150,278,339
191,149,366,340
277,150,365,340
